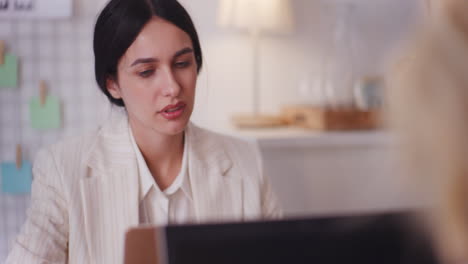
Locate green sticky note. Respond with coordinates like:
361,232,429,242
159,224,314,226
0,54,19,88
29,96,61,130
1,161,32,194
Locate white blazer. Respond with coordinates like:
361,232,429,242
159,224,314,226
6,114,281,264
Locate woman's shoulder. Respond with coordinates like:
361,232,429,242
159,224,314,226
189,123,258,153
34,129,102,174
188,123,262,176
44,129,99,154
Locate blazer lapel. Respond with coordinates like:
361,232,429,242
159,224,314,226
80,113,139,263
187,123,243,222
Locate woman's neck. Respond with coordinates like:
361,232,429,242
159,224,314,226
129,119,185,190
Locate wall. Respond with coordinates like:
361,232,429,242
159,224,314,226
183,0,423,131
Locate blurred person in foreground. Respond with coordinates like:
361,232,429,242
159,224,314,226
5,0,281,263
386,0,468,263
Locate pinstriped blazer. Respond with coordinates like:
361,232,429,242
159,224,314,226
5,114,281,264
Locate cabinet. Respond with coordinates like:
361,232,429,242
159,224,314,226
227,128,422,217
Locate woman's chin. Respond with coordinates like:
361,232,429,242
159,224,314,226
158,119,189,136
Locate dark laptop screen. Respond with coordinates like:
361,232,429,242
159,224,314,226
164,212,438,264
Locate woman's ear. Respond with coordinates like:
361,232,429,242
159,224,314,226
107,77,122,99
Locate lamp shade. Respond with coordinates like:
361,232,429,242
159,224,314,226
218,0,294,33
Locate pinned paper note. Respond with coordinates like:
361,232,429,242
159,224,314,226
0,54,18,88
29,96,61,130
0,40,5,65
1,161,32,194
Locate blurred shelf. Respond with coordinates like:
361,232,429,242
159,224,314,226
220,126,394,149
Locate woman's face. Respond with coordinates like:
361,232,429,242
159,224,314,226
108,17,198,136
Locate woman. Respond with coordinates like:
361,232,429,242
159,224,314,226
387,0,468,262
6,0,281,263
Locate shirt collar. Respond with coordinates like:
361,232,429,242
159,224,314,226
129,126,191,203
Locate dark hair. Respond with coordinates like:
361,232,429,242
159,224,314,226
93,0,203,107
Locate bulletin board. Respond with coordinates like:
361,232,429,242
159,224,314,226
0,0,73,19
0,0,111,260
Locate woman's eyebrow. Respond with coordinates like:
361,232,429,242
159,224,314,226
130,58,158,67
129,48,193,67
174,47,194,58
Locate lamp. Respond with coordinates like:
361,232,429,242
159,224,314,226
218,0,294,128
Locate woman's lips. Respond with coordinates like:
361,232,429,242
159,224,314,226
160,102,186,120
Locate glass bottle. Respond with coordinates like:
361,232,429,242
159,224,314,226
322,2,357,109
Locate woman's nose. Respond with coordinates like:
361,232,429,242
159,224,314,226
161,68,181,97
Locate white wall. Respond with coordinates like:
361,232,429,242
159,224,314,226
181,0,423,131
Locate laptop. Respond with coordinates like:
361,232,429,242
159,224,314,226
124,211,438,264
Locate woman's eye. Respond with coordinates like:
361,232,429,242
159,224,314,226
138,69,154,78
174,61,191,68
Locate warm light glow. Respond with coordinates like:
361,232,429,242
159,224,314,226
218,0,294,33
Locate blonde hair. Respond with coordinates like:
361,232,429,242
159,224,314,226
386,0,468,262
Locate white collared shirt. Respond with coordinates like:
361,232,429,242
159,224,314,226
129,127,194,226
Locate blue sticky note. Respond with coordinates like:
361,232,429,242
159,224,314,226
1,161,32,194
